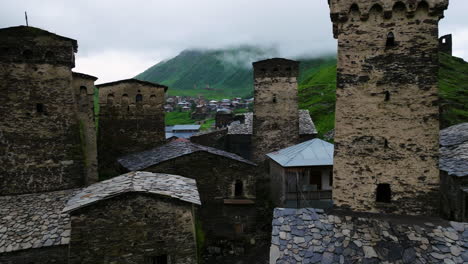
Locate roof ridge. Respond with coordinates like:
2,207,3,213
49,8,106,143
283,140,316,166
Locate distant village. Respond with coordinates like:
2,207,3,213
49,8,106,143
1,0,468,264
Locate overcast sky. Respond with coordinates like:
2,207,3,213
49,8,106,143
1,0,467,83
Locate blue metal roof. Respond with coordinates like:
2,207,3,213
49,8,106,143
266,138,334,167
172,125,201,131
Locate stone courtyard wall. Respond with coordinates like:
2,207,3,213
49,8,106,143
270,208,468,264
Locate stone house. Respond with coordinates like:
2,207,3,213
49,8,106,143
117,139,259,263
0,26,97,195
329,0,448,215
267,138,334,209
97,79,167,178
440,123,468,222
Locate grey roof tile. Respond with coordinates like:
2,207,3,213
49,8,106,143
440,123,468,177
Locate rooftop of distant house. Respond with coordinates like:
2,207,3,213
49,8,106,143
117,139,256,171
96,78,168,91
267,138,334,167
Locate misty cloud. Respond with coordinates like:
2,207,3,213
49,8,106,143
1,0,467,83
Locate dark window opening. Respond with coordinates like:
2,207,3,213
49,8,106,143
309,170,322,190
261,68,266,72
23,50,33,59
234,180,243,197
384,139,389,149
273,95,277,103
145,255,168,264
80,86,87,95
136,94,143,103
384,91,390,101
386,32,396,48
442,38,446,44
36,103,44,113
329,170,333,187
376,184,391,203
285,67,291,71
273,67,279,72
234,223,244,234
45,51,54,59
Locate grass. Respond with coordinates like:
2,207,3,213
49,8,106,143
200,118,215,131
165,111,196,126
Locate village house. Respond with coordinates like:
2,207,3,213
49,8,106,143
117,139,258,263
267,138,334,209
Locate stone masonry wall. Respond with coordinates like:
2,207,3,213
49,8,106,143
0,245,68,264
252,59,300,163
329,0,448,215
143,152,259,263
97,81,166,177
270,208,468,264
69,192,197,264
72,72,98,184
0,29,86,195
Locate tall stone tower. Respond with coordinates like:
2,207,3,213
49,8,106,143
97,79,167,177
329,0,448,215
0,26,89,194
251,58,300,163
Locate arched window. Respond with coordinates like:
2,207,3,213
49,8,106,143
107,94,114,104
376,184,391,203
136,94,143,103
386,32,396,47
23,50,33,59
234,180,243,197
80,86,87,95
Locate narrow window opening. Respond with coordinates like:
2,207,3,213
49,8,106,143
234,180,243,197
80,86,87,95
376,184,391,203
386,32,396,48
136,94,143,103
273,95,277,103
442,38,446,44
36,103,44,113
145,255,168,264
23,50,33,59
384,139,389,149
384,91,390,101
285,67,292,71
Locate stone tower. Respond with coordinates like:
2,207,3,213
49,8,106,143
0,26,89,194
97,79,167,177
251,58,300,163
439,34,452,55
329,0,448,215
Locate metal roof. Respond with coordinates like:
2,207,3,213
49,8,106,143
266,138,334,167
172,125,201,131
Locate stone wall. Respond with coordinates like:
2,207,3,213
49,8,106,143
270,208,468,264
69,192,197,264
0,26,86,195
440,172,468,222
97,80,166,177
252,58,300,163
142,151,260,263
72,72,98,184
329,0,448,215
0,245,68,264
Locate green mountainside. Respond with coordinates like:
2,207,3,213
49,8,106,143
136,47,468,136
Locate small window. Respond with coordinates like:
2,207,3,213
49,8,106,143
384,91,390,101
234,180,243,197
442,38,446,44
136,94,143,103
145,255,168,264
45,51,54,60
36,103,44,113
273,67,279,72
234,223,244,234
23,50,33,59
386,32,396,48
329,170,333,187
273,95,277,103
309,170,322,190
384,139,389,149
80,86,87,95
376,184,391,203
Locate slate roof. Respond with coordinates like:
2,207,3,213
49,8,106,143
118,140,256,171
72,71,98,81
172,125,201,131
63,172,201,213
96,79,168,91
440,123,468,177
267,138,334,167
227,110,317,135
0,189,79,253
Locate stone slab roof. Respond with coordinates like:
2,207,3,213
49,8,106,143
63,171,201,213
440,123,468,177
0,189,79,254
117,140,256,171
227,110,317,135
270,208,468,264
96,79,168,91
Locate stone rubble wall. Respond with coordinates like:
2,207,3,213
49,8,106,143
270,208,468,264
